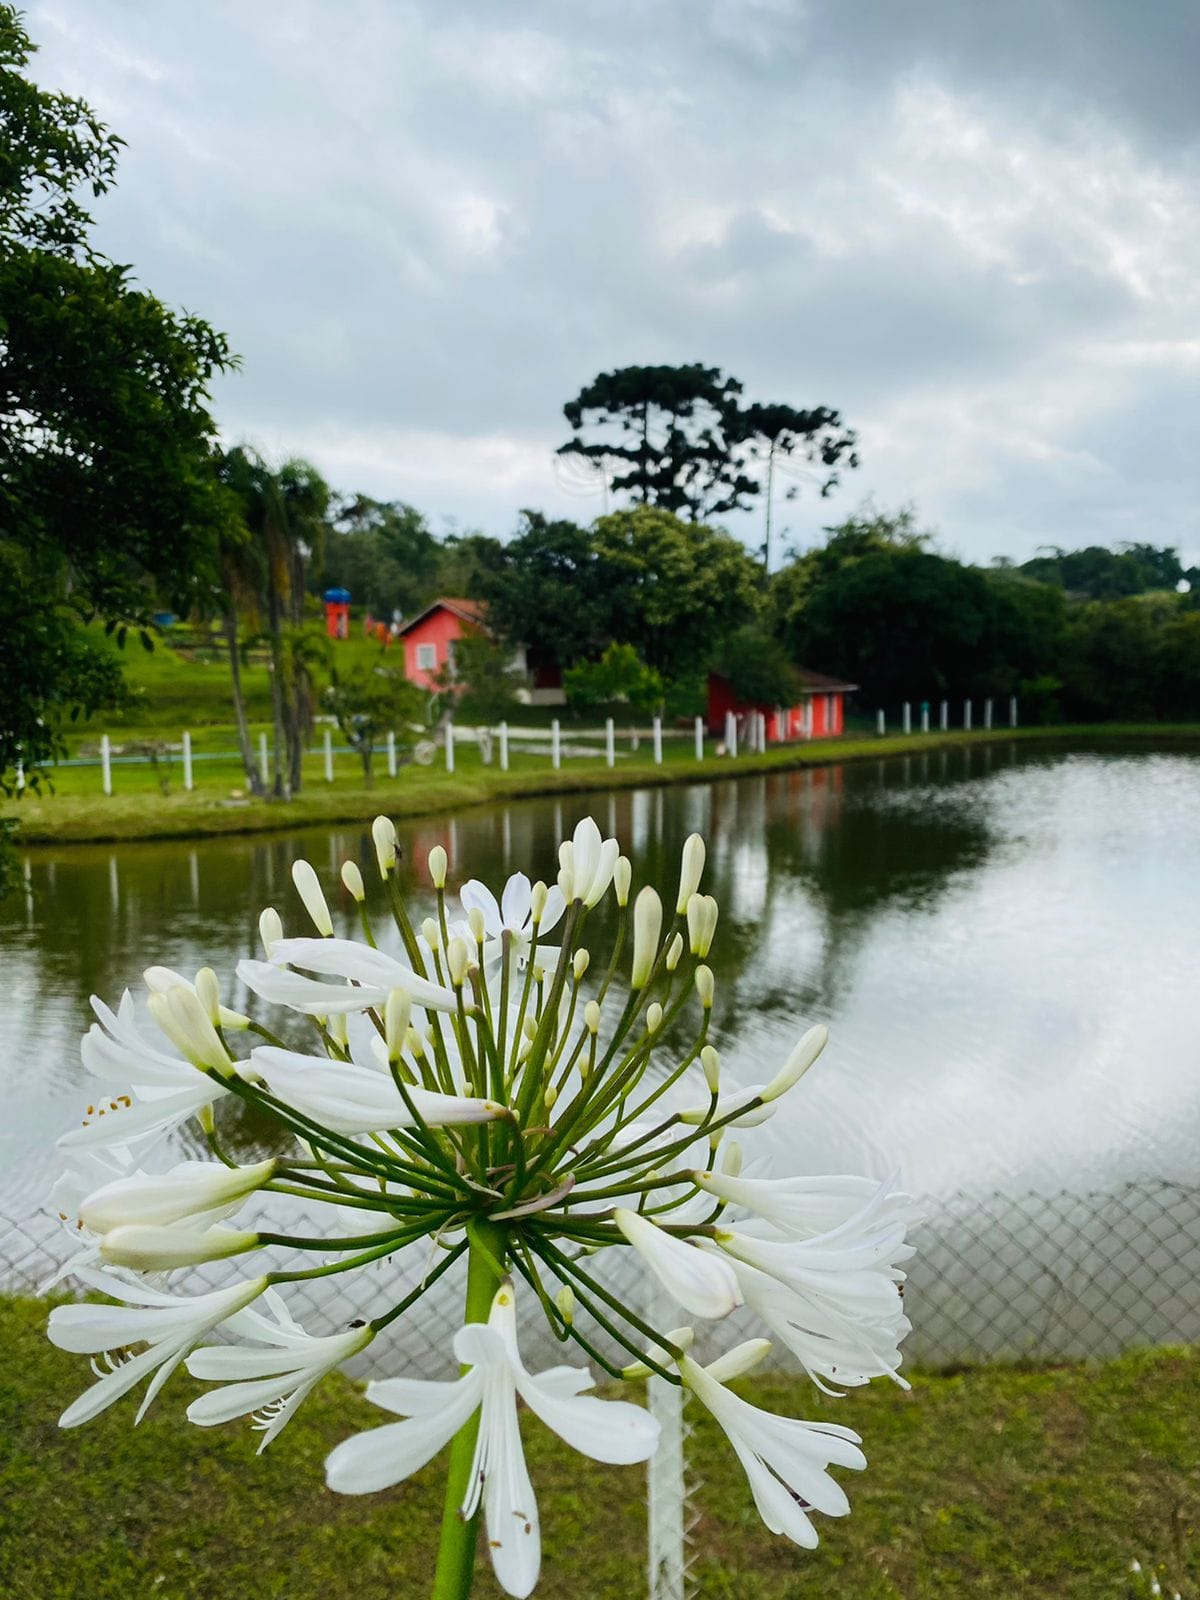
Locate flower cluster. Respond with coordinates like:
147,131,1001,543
46,814,913,1597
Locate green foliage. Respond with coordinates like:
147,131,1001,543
563,643,664,716
476,511,607,669
1019,542,1188,599
3,1293,1199,1599
433,631,525,725
559,363,856,521
324,659,424,783
0,3,234,837
318,496,440,617
591,506,762,680
713,625,799,708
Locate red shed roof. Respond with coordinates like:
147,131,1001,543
794,667,859,694
395,597,491,638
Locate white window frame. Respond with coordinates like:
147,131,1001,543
415,642,437,671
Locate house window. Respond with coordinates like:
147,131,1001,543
416,643,437,671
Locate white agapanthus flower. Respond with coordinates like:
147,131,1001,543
44,817,913,1597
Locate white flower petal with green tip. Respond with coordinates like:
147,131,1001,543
246,1046,505,1133
614,1208,741,1319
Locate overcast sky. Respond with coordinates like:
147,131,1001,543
27,0,1200,565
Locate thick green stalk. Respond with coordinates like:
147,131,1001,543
430,1219,507,1600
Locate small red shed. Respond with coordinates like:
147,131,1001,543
707,668,857,742
396,597,489,691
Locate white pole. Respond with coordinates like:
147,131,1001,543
551,719,561,770
728,713,738,759
499,721,509,772
902,702,911,735
646,1283,687,1600
984,697,993,730
1010,695,1019,728
694,715,704,761
323,727,333,782
386,730,397,777
940,699,949,732
445,723,455,773
876,709,885,736
775,707,785,743
605,717,615,768
964,699,973,731
652,716,662,765
258,731,268,783
100,733,112,796
920,705,929,734
182,731,193,791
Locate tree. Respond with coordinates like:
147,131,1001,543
1018,543,1185,599
590,507,762,681
563,643,664,717
475,511,607,671
318,497,439,618
0,6,235,804
324,661,423,786
558,364,856,523
771,508,928,641
712,626,799,708
431,633,525,726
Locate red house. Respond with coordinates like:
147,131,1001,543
707,668,857,742
396,598,565,703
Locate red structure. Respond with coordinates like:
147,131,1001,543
396,597,490,690
322,588,351,640
707,668,857,741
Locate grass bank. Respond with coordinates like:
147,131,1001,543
0,1296,1194,1598
5,723,1200,847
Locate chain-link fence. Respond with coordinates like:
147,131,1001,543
6,1176,1199,1373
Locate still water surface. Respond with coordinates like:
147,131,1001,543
3,743,1199,1225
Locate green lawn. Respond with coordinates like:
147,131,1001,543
0,1295,1194,1598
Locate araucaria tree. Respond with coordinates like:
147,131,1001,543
557,364,857,530
46,815,913,1598
0,5,235,797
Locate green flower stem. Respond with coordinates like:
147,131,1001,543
431,1218,508,1600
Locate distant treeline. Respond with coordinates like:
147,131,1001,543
313,503,1200,724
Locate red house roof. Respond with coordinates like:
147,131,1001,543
794,667,859,694
395,597,490,638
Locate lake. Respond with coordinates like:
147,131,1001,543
4,742,1199,1363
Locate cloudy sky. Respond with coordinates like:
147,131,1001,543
27,0,1200,564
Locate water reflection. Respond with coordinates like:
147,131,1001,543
4,743,1200,1215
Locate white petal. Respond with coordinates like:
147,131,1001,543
480,1384,540,1598
58,1082,221,1150
270,938,457,1013
247,1047,503,1133
499,873,532,929
236,959,391,1015
326,1376,480,1494
615,1209,741,1319
517,1373,660,1465
537,885,567,934
461,880,504,936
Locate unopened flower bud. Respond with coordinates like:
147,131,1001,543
573,949,590,981
385,989,412,1060
428,845,447,889
258,907,283,958
328,1011,348,1048
467,906,486,943
447,937,470,987
194,967,221,1025
516,1034,533,1064
340,860,365,902
613,856,632,907
761,1023,827,1102
701,1044,720,1093
555,1285,575,1325
371,815,397,876
101,1224,260,1272
421,916,442,953
687,894,719,957
694,965,714,1009
622,1326,695,1379
292,860,332,937
704,1338,772,1383
665,931,683,971
646,1002,663,1034
584,1000,601,1034
81,1158,277,1234
148,986,233,1075
530,881,548,924
543,1082,558,1110
404,1025,426,1060
676,833,706,914
556,865,573,903
523,1013,539,1041
631,886,662,989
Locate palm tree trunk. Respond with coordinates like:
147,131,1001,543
266,585,290,801
222,608,265,797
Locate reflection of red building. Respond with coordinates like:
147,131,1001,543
396,597,565,703
707,669,857,741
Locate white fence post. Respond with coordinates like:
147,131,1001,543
984,697,993,730
605,717,615,768
100,733,112,796
693,716,704,761
902,702,911,735
876,709,886,736
652,716,663,765
445,723,455,773
258,731,269,783
920,704,929,734
182,730,193,792
940,699,949,731
386,730,397,777
647,1363,688,1600
551,719,561,770
499,721,509,772
323,727,333,782
727,712,738,758
964,699,973,731
1010,695,1019,728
